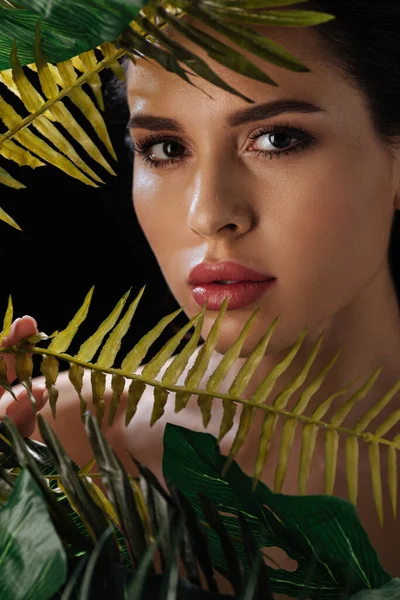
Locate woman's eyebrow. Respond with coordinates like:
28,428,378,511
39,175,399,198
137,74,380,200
128,99,325,131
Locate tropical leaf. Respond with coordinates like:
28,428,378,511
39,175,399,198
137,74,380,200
84,412,150,569
163,424,393,598
0,414,239,598
0,0,147,70
3,285,400,526
0,467,67,600
37,414,121,560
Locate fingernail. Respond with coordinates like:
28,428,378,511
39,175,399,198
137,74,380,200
22,315,37,328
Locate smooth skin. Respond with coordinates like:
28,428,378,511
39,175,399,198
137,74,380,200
1,17,400,594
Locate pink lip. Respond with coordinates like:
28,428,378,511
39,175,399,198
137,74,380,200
190,280,276,311
188,261,276,311
188,261,274,285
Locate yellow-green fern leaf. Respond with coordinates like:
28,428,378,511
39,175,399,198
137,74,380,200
388,433,400,519
0,167,25,193
228,326,307,483
108,373,126,427
369,442,384,527
68,362,86,419
76,289,132,363
40,355,60,418
33,26,116,177
91,370,107,423
218,316,280,444
274,348,342,493
198,308,259,429
121,307,184,375
56,57,117,160
175,297,229,412
345,435,359,507
10,39,107,184
97,287,146,370
0,295,13,345
252,330,323,488
79,50,104,111
144,311,204,425
48,287,95,354
4,287,400,523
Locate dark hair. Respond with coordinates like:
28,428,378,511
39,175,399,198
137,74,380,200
115,2,400,334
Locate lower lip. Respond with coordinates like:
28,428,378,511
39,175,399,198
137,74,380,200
190,279,276,311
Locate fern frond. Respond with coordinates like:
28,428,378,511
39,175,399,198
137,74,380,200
3,286,400,525
0,26,121,195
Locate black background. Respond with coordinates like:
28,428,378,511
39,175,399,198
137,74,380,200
0,67,190,378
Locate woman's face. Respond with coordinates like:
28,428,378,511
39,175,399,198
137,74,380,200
127,20,400,357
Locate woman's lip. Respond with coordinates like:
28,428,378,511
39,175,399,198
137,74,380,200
190,279,276,311
188,261,274,285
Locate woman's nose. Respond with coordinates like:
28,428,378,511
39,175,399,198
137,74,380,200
187,160,254,238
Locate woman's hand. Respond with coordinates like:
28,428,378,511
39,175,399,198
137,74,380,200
0,316,49,437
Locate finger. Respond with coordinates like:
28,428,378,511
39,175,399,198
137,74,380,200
2,315,38,346
0,316,39,398
4,385,47,438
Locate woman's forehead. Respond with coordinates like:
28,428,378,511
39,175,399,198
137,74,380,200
126,23,354,122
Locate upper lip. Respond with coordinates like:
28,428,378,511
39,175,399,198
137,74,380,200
188,261,275,284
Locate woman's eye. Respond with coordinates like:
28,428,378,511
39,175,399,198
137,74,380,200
148,141,185,162
253,131,299,152
131,125,314,169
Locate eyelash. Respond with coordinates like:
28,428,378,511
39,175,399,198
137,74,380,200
131,123,315,169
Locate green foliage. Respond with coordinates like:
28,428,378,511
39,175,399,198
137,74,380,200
0,467,67,600
0,413,396,599
163,424,393,598
0,0,147,70
0,414,263,599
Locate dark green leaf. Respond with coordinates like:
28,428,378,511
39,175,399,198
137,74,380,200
0,467,66,600
167,483,202,589
198,492,244,595
126,518,170,599
175,2,312,72
0,0,147,69
130,452,174,507
37,414,121,562
167,484,220,594
79,527,113,599
60,556,89,600
84,412,149,569
159,508,184,600
237,512,274,600
154,5,278,87
162,424,392,599
3,416,92,553
133,12,256,103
